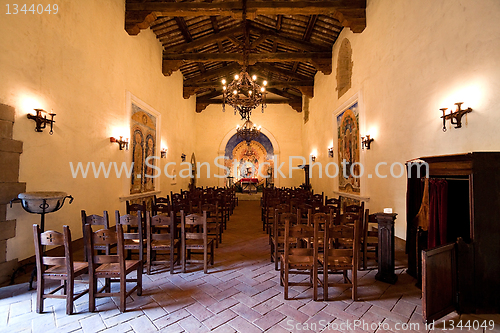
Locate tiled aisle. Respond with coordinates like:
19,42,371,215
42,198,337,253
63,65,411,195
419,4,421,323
0,201,498,332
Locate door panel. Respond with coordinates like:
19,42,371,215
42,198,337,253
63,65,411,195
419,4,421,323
422,243,456,323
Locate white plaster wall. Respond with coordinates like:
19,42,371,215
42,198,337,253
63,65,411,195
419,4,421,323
1,0,196,261
194,104,304,189
304,0,500,238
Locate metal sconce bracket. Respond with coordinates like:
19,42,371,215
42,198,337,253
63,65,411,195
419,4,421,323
441,102,472,132
27,109,56,134
310,155,316,162
161,148,167,158
110,136,129,150
181,153,186,162
361,135,374,150
328,147,334,158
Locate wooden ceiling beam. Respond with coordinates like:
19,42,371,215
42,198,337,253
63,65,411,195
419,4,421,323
164,24,243,53
252,63,311,82
163,52,331,63
183,63,241,85
249,24,330,52
126,1,366,35
126,1,365,16
195,98,302,113
185,80,313,89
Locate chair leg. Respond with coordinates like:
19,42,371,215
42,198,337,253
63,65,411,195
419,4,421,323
120,275,126,312
66,278,74,315
147,247,151,275
323,268,328,301
211,241,214,265
204,245,208,274
284,266,289,300
352,268,357,301
36,273,44,313
137,262,143,296
313,267,318,302
170,247,174,274
89,276,96,312
182,245,186,273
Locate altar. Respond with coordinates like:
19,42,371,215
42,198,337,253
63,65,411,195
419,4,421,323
240,178,258,193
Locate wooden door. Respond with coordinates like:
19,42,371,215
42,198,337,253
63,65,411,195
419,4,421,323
422,243,456,323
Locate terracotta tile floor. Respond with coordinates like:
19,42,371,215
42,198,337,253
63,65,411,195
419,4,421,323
1,201,498,332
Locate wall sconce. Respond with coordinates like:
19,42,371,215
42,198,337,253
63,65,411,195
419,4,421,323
161,148,167,158
440,102,472,132
110,136,129,150
328,147,334,158
181,153,186,162
310,155,316,162
27,109,56,134
361,135,374,150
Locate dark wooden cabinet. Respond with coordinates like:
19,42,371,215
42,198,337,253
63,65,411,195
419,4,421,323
406,152,500,322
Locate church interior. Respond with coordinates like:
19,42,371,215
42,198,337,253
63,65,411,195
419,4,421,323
1,0,499,331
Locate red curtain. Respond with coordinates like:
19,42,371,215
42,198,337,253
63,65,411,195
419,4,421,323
428,179,448,248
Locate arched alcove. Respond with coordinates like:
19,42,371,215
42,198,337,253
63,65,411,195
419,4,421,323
218,128,280,188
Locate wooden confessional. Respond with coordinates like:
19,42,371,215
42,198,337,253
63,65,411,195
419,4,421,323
406,152,500,323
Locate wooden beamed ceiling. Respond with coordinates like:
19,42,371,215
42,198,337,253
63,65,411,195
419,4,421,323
125,0,366,113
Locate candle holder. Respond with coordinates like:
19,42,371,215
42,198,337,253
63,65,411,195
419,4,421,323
361,135,374,150
110,136,129,150
441,102,472,132
27,109,56,134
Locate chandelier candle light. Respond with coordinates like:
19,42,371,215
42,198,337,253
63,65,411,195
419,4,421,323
222,73,267,119
236,119,261,143
221,0,267,120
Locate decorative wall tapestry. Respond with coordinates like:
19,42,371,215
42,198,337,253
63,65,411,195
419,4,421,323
224,133,274,186
337,100,360,194
130,100,157,194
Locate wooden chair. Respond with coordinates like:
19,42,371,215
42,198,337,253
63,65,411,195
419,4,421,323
362,209,379,270
271,212,297,270
319,218,360,301
181,211,215,274
126,200,147,218
279,216,320,300
81,210,111,261
201,203,222,247
115,210,144,263
33,224,88,315
146,211,180,274
86,223,142,312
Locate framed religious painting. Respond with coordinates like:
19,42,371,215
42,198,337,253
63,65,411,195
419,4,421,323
335,95,361,194
127,92,161,195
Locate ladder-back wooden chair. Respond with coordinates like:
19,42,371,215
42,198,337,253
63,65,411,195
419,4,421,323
33,225,88,315
181,211,215,274
81,210,111,261
86,224,142,312
279,216,321,300
362,209,379,270
115,210,144,263
146,211,180,274
319,218,361,301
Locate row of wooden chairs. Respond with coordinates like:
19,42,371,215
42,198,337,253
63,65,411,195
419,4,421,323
33,222,142,315
34,207,218,315
279,213,362,301
264,192,378,271
82,209,216,275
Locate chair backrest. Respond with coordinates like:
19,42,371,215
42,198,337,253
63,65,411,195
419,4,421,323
154,202,173,216
183,211,208,241
323,218,360,269
126,200,147,218
148,212,176,245
363,209,378,238
115,210,144,261
81,210,111,260
85,223,125,273
154,195,170,206
283,216,319,262
33,224,73,276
